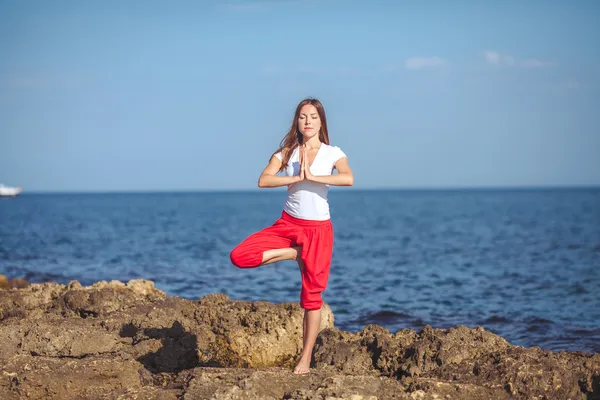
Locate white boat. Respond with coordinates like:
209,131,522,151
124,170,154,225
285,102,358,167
0,184,22,197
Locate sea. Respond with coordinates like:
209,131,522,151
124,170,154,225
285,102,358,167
1,188,599,354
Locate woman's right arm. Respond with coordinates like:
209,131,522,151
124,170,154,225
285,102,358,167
258,154,301,188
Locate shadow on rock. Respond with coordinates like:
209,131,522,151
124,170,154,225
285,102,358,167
589,374,600,400
121,321,199,373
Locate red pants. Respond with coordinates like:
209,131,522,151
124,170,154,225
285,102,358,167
230,211,334,310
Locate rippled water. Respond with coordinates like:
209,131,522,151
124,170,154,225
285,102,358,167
1,188,599,353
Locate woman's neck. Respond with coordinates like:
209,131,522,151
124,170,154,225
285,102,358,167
303,136,322,150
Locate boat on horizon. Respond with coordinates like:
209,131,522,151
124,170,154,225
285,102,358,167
0,184,23,197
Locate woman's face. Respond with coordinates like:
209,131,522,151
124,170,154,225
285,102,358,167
297,104,321,141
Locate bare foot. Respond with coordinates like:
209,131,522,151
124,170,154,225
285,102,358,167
293,359,310,375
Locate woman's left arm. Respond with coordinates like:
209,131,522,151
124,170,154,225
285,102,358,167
305,156,354,186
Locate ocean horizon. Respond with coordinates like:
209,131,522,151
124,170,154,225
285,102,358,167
14,184,600,195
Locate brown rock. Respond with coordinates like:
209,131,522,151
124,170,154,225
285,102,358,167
0,275,8,289
0,275,30,290
182,367,408,400
57,279,166,317
9,279,29,289
0,282,67,321
313,327,376,374
0,279,598,400
196,296,334,368
1,354,145,400
20,318,122,358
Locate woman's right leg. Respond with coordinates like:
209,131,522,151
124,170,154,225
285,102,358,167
297,257,308,350
293,221,334,375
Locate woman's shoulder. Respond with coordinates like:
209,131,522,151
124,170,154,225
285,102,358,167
323,143,344,151
323,143,346,154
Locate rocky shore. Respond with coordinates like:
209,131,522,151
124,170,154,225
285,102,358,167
1,278,599,400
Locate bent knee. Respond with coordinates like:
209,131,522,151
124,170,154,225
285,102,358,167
229,247,245,268
230,246,260,268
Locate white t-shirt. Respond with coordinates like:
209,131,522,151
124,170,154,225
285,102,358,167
274,144,347,221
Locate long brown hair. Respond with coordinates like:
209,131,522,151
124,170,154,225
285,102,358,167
273,98,330,172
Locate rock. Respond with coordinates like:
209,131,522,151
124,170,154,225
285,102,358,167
9,278,29,289
312,328,376,374
0,275,30,290
0,275,9,289
182,368,406,400
20,318,121,358
0,282,66,321
1,354,146,399
0,279,598,400
195,296,334,368
57,279,166,317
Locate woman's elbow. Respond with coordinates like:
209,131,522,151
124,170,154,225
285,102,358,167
346,174,354,186
258,174,270,188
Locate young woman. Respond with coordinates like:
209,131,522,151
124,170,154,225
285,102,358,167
230,97,354,374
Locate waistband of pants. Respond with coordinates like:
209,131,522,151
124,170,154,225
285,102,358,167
281,211,331,227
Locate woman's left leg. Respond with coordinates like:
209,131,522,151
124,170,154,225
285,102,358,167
230,219,297,268
261,247,301,265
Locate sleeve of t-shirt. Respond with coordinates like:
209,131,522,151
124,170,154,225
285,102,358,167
274,151,283,161
331,146,347,163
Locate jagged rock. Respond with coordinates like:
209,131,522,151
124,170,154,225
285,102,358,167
0,275,28,290
0,279,598,400
312,328,376,374
182,368,407,400
195,294,334,368
20,318,122,358
1,354,147,399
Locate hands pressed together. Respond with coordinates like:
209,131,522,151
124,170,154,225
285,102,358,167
297,145,314,182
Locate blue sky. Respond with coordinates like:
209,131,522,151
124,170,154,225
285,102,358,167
1,0,599,192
